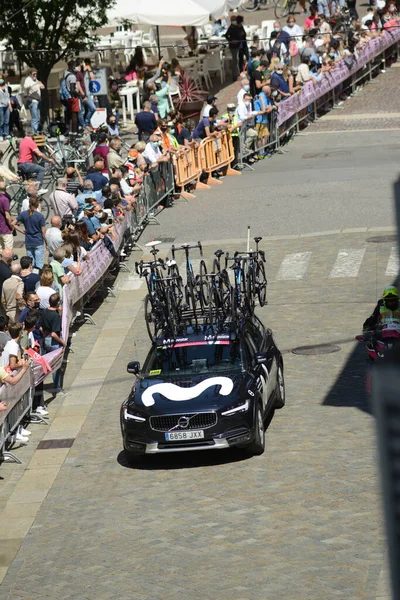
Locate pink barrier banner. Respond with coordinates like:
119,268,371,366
277,28,400,126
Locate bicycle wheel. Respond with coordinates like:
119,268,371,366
246,268,256,313
274,0,289,18
166,288,179,336
218,269,232,317
256,261,268,307
212,258,221,274
198,259,209,306
241,0,260,11
145,295,157,342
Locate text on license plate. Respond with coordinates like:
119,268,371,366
165,430,204,441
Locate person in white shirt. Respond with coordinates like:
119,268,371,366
283,17,304,39
236,93,260,154
143,133,170,167
23,69,45,135
0,322,23,369
362,7,375,24
202,95,217,118
237,79,250,105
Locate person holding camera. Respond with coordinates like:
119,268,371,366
146,72,171,119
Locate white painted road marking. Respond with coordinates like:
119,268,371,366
385,247,399,277
276,252,312,281
329,249,365,278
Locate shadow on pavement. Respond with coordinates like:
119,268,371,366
117,447,252,470
322,341,371,414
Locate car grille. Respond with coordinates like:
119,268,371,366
150,412,217,432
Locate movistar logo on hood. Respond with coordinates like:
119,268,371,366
141,377,234,407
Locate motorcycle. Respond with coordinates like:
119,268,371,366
356,321,400,393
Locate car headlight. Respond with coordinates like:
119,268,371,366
123,408,146,422
221,399,250,416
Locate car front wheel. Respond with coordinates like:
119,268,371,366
275,362,285,409
245,403,265,456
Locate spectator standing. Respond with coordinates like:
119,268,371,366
37,269,58,308
0,249,12,300
202,95,218,118
236,93,259,160
255,85,276,158
65,166,83,196
0,184,14,250
93,132,110,170
237,79,250,105
20,256,40,292
135,101,158,142
225,15,248,81
273,21,291,47
23,69,45,134
76,59,96,130
147,75,171,119
0,314,10,346
19,291,40,323
0,322,23,369
221,103,241,169
149,95,160,116
13,197,46,270
61,60,77,134
49,178,78,224
107,138,125,174
45,216,63,259
304,8,318,30
40,292,66,395
50,248,71,297
107,115,119,137
2,263,24,322
0,78,11,141
17,130,55,189
270,63,292,97
253,59,271,93
283,16,304,38
85,157,108,191
192,108,220,142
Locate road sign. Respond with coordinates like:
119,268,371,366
87,68,108,96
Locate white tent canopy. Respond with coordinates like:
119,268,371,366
108,0,211,26
108,0,241,25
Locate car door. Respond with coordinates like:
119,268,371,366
245,322,269,411
253,318,277,408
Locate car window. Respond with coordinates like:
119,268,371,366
247,322,263,348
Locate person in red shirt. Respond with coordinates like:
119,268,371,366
304,7,318,31
17,130,55,188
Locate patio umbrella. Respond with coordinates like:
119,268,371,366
108,0,211,26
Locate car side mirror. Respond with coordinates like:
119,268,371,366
255,351,268,365
127,361,140,375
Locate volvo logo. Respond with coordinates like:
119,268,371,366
178,416,190,429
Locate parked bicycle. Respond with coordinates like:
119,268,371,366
6,181,50,221
274,0,297,19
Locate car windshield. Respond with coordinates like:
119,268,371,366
145,341,243,377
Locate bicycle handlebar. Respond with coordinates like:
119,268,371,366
135,258,165,276
171,241,203,259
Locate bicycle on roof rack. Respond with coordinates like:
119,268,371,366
139,237,269,342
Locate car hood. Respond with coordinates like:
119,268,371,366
131,372,248,412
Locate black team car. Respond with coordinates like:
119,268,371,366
120,314,285,464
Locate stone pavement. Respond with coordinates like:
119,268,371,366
0,229,395,599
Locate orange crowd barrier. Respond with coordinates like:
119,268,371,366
172,145,209,199
198,130,240,185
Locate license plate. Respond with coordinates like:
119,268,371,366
165,430,204,441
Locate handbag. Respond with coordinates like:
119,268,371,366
343,56,356,70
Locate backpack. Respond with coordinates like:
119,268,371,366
267,40,282,61
59,73,72,103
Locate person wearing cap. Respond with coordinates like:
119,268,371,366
221,104,241,168
202,95,217,118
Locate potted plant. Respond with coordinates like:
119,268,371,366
174,74,208,117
